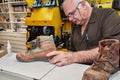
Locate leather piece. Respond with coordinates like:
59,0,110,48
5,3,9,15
16,35,56,62
82,39,120,80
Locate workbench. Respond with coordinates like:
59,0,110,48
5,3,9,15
0,53,120,80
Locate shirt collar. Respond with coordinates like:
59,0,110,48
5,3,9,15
88,8,98,24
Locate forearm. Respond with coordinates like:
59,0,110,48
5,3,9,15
72,47,99,64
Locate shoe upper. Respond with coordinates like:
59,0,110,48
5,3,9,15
92,39,120,73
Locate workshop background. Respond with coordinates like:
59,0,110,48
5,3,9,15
0,0,120,53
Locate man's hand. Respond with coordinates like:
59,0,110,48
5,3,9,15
47,51,74,67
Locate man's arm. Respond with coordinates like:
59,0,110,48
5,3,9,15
47,47,99,66
72,47,99,64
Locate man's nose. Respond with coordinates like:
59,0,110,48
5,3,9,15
68,16,74,21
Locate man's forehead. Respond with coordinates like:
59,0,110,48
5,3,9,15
63,5,74,15
63,1,77,13
63,0,74,6
63,0,82,4
63,0,80,9
63,1,75,9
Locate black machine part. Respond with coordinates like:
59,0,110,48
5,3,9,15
112,0,120,10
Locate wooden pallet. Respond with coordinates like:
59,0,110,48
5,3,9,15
0,31,27,53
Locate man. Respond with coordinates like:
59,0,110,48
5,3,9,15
47,0,120,66
46,0,120,79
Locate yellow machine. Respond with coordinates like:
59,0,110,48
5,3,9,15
88,0,120,15
25,0,72,50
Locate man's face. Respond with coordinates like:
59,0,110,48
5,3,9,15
63,0,88,25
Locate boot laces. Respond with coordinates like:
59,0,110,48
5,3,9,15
92,46,115,71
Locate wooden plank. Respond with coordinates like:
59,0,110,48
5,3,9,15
4,44,26,50
0,40,26,46
0,31,26,37
0,31,27,53
0,50,7,58
0,36,26,41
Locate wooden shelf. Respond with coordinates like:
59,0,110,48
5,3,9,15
0,0,27,32
0,0,27,52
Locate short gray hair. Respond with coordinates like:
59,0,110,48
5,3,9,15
63,0,91,8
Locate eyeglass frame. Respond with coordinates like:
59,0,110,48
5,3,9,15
66,2,82,18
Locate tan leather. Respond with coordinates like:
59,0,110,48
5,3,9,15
0,49,7,58
82,39,120,80
16,35,56,62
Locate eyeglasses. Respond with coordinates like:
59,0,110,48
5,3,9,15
67,2,81,18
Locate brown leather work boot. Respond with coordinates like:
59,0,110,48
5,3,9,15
82,39,120,80
16,35,56,62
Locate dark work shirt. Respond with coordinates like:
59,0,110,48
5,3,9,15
70,8,120,51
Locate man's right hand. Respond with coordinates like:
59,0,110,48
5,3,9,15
47,51,74,67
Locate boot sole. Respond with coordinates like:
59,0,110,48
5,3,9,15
16,56,52,62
